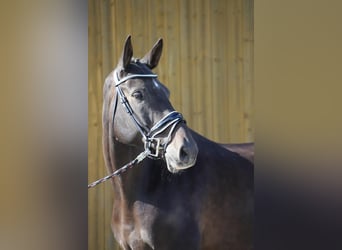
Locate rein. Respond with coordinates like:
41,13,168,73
88,70,185,189
88,150,149,188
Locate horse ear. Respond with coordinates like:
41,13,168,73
117,35,133,70
141,38,163,69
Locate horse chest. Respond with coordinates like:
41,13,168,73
130,200,200,250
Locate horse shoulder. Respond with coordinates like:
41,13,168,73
193,136,253,249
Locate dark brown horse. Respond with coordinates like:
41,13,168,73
102,36,253,250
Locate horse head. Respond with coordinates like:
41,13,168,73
103,35,198,173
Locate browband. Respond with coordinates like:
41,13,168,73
114,71,158,86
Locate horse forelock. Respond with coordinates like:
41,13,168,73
116,58,152,76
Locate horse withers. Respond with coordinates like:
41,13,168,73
101,35,253,250
222,142,254,164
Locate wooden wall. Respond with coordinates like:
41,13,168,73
89,0,253,249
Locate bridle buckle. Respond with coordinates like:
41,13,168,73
145,138,164,159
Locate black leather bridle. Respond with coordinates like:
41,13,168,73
88,70,186,189
112,70,185,159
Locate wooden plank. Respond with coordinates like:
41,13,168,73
163,0,181,113
179,0,192,125
88,1,97,249
131,0,146,55
190,0,201,133
95,0,105,248
152,0,166,80
209,0,228,142
226,0,240,142
242,0,254,141
100,2,115,250
235,0,244,141
201,0,213,139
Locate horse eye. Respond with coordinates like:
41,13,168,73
132,91,143,100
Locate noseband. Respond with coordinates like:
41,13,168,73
112,70,185,159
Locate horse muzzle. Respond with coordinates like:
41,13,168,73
164,126,198,173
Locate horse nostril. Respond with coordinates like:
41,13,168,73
179,146,190,162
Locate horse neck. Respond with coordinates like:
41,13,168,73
110,139,146,204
